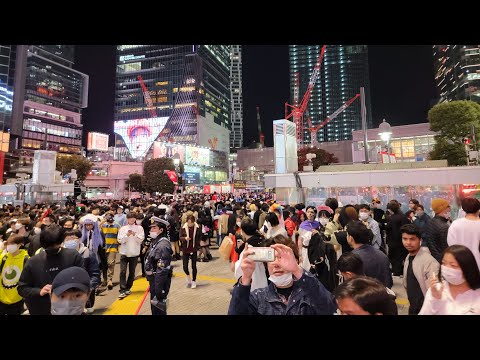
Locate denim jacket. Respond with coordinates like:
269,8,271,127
228,270,336,315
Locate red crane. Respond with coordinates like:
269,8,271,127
307,93,360,147
285,45,327,145
137,75,157,119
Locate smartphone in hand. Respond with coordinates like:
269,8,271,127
248,247,275,262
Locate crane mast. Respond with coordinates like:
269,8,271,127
137,75,157,119
284,45,327,146
307,93,360,147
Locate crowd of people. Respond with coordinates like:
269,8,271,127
0,190,479,315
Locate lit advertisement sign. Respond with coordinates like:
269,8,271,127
183,172,200,185
153,141,185,161
87,132,109,152
0,84,13,113
185,146,210,166
114,117,168,158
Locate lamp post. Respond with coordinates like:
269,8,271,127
378,119,392,163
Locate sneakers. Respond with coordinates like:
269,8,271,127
191,281,197,289
118,292,127,299
86,307,94,314
186,276,192,288
125,290,131,295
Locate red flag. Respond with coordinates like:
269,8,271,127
165,170,178,184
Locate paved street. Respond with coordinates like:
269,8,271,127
93,245,409,315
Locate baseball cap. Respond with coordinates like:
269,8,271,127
52,267,90,296
149,216,169,227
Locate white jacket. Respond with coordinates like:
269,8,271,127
419,281,480,315
402,247,440,296
117,224,145,257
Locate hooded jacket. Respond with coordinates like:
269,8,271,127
0,249,29,305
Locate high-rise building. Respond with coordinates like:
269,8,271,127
230,45,243,150
0,45,15,135
9,45,88,174
433,45,480,103
289,45,372,144
114,45,231,160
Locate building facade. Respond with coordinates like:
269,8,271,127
433,45,480,103
230,45,243,150
289,45,372,144
114,45,231,160
352,122,437,163
9,45,88,177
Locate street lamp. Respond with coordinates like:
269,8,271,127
378,119,392,163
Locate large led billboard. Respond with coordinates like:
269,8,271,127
114,117,168,158
152,141,185,162
87,132,109,152
185,145,210,166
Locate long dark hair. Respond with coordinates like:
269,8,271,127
440,245,480,290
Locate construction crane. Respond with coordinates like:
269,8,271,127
137,75,157,119
284,45,327,146
257,105,265,147
307,93,360,147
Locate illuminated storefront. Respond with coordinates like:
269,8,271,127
352,122,437,163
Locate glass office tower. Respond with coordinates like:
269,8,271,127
289,45,372,143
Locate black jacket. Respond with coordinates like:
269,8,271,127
424,215,450,262
308,232,338,291
18,248,84,315
386,212,410,247
236,233,265,254
352,244,393,288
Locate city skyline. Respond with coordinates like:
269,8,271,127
75,45,438,148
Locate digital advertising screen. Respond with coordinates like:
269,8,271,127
185,146,210,166
87,132,109,152
114,117,168,158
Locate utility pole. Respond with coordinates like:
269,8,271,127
360,87,369,163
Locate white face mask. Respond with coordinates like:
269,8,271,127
51,299,86,315
441,265,465,285
149,231,158,239
443,212,451,220
64,240,79,250
136,220,142,225
34,227,41,235
269,272,293,287
236,221,242,227
15,223,24,230
359,212,369,221
6,244,19,254
319,218,329,226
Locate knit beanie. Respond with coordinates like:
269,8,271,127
431,198,449,215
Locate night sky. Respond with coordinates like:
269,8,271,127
74,45,437,148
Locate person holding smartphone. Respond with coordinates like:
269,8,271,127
228,234,336,315
419,245,480,315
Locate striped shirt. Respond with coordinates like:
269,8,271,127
102,223,121,252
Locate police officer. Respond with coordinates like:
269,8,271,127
144,216,173,315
